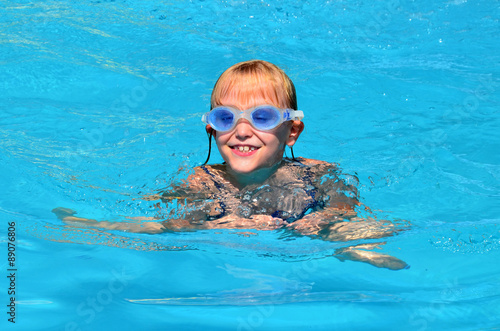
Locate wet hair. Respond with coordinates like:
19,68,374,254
204,60,298,164
210,60,297,110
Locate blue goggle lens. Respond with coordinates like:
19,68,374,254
209,108,234,131
251,107,280,130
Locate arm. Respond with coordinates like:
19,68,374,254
287,208,408,270
52,207,167,234
288,207,399,241
53,208,285,234
289,211,408,271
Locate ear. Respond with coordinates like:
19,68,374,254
205,124,216,138
286,120,304,147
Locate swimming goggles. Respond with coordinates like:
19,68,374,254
202,105,304,132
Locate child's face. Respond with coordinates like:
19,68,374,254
209,94,301,175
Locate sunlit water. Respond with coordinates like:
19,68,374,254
1,0,499,330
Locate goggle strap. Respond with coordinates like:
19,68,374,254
290,110,304,121
203,130,213,165
283,109,303,121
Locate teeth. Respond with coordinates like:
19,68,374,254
237,146,255,152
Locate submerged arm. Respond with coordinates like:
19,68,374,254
288,207,399,241
287,207,409,270
286,159,409,270
52,208,284,234
52,207,167,234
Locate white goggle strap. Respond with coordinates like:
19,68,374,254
287,109,304,121
201,112,209,124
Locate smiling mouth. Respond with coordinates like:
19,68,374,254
231,145,258,153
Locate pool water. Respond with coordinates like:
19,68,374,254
1,0,499,330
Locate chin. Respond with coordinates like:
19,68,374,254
230,160,279,175
229,165,258,174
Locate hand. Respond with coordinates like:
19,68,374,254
52,207,77,220
334,243,409,270
52,207,98,224
53,207,166,234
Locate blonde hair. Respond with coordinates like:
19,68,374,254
210,60,297,110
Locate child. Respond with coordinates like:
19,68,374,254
54,60,408,270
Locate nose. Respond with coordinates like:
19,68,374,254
234,119,253,140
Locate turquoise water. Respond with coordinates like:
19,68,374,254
1,0,499,330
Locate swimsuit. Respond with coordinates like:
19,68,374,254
199,159,324,223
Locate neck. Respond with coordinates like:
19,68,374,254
226,162,282,189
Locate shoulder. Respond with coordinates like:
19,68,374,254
287,157,359,190
161,165,219,196
161,164,228,202
293,157,326,165
191,164,225,179
186,164,228,191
